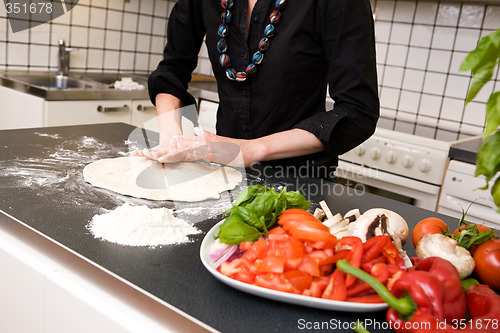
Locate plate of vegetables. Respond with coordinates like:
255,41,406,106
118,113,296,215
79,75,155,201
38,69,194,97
200,186,408,312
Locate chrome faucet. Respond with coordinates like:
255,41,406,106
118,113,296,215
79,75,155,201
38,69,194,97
57,39,73,76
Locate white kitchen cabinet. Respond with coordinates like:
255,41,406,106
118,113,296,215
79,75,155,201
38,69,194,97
131,99,158,131
44,100,132,127
0,86,45,130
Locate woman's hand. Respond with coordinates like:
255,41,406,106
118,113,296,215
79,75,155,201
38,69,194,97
131,128,250,167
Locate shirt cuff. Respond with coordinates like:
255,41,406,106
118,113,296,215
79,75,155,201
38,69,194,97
148,71,197,107
293,109,348,155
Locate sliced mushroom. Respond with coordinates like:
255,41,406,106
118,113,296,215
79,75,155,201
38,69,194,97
344,208,360,222
363,208,409,250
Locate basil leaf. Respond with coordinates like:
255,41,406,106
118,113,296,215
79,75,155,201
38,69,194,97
484,92,500,139
493,178,500,210
234,206,267,232
216,214,262,245
233,185,263,207
475,131,500,185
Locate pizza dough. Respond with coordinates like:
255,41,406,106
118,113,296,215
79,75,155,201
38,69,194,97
83,156,243,202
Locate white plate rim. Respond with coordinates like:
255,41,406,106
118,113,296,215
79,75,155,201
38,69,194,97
199,221,390,313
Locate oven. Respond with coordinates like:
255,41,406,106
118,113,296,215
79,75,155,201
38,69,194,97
334,127,450,211
438,157,500,228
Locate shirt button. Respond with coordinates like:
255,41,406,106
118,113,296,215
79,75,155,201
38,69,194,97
253,16,259,22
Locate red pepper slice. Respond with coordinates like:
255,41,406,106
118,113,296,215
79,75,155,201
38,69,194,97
338,236,363,288
362,235,389,262
321,268,346,301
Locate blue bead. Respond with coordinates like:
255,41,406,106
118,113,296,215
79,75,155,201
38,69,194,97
264,24,275,38
275,0,286,10
226,68,236,80
221,0,234,10
258,37,270,52
246,63,257,77
219,54,231,67
221,10,232,23
252,51,264,65
217,38,228,53
235,71,247,82
269,10,281,24
218,24,229,38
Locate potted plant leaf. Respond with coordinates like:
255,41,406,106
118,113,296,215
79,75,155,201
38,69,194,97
460,28,500,212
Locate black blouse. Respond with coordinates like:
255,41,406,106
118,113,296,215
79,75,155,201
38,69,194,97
148,0,379,176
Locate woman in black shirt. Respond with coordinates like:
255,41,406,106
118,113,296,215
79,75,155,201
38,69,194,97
134,0,379,178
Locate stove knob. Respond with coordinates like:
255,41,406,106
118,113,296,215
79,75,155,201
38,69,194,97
401,155,414,168
419,159,432,173
385,151,397,164
369,147,381,160
355,145,366,157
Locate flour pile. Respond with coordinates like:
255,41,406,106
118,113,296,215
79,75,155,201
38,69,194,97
88,203,201,247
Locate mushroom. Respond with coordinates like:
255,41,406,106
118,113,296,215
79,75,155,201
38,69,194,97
416,233,475,279
362,208,409,250
344,208,360,222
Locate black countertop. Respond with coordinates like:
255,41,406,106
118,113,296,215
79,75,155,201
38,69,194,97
448,136,483,164
0,123,463,333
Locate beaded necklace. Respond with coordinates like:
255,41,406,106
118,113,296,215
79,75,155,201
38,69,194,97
217,0,286,82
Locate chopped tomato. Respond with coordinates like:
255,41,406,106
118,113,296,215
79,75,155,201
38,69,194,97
241,237,268,261
254,273,294,293
253,255,287,274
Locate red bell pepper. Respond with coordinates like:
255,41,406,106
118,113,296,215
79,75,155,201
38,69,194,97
337,257,467,333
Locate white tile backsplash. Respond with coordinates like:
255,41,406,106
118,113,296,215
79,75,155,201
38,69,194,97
402,69,425,91
440,98,465,121
484,6,500,29
374,0,395,21
459,5,485,28
427,50,452,72
436,3,461,27
419,95,442,117
386,44,408,66
414,2,438,24
406,47,429,70
71,5,90,27
394,1,416,23
389,23,412,44
106,10,124,30
383,66,404,88
398,91,420,114
423,72,447,95
89,7,106,29
463,102,487,127
445,75,470,99
431,27,456,50
410,25,433,48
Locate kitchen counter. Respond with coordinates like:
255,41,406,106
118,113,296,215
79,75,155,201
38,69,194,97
448,136,483,164
0,123,462,333
0,70,218,102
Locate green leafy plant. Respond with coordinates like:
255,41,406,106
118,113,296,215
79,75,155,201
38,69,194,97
460,28,500,212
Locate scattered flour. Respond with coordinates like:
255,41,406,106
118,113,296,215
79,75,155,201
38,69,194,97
88,203,201,247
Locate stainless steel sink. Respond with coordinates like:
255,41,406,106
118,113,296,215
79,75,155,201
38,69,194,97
5,73,103,89
0,71,151,100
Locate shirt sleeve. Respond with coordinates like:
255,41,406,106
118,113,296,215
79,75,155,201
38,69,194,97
148,0,206,107
293,0,379,156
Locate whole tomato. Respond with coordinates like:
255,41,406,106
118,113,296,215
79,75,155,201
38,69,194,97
412,217,449,248
473,239,500,290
